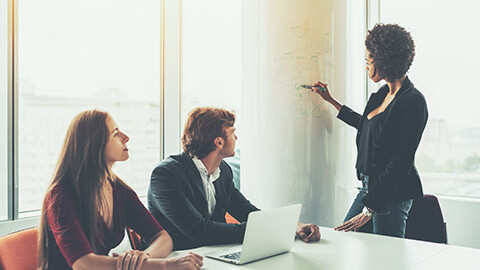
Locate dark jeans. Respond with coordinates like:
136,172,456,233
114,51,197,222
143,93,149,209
343,174,413,238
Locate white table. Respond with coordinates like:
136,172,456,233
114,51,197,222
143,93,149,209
170,227,480,270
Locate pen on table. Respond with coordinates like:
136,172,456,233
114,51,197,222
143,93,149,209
301,84,327,92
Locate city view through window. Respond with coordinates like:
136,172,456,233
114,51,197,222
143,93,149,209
380,0,480,197
17,0,161,216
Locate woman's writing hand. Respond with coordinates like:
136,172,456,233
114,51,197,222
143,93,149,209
113,250,150,270
312,81,333,101
312,81,343,112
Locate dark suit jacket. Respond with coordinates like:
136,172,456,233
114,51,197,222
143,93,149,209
337,77,428,211
147,152,259,250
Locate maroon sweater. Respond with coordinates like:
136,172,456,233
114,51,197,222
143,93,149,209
44,181,164,269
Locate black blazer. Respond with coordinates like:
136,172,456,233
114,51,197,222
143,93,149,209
337,77,428,211
147,152,259,250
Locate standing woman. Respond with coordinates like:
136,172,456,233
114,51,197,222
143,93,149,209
313,24,428,238
38,110,203,270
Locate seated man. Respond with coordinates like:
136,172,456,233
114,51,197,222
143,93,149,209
148,107,320,250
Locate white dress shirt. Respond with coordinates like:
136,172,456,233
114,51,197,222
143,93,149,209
192,156,221,217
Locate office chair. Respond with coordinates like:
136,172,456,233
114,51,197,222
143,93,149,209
126,227,145,251
225,212,240,224
0,227,38,270
405,194,448,244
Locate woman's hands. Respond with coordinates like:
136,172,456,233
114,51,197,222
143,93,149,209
113,251,203,270
311,81,343,112
165,252,204,270
334,212,372,232
113,250,150,270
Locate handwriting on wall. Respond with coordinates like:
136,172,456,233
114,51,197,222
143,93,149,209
272,20,333,119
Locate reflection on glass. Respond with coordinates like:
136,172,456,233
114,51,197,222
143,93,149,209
380,0,480,197
18,0,161,216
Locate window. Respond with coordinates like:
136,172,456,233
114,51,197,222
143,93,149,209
181,0,242,186
17,0,161,217
379,0,480,197
181,0,242,139
0,0,8,221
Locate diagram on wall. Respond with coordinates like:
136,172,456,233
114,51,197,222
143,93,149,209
271,19,334,120
242,0,339,226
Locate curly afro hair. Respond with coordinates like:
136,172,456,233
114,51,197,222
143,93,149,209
365,23,415,82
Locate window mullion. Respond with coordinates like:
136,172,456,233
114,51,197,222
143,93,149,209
7,0,19,221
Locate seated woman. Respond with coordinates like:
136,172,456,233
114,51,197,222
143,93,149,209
38,110,203,270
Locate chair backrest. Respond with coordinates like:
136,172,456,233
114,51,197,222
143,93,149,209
225,212,239,224
405,194,447,244
0,227,39,270
126,227,145,251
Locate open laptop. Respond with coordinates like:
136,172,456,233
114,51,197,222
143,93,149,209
205,204,301,265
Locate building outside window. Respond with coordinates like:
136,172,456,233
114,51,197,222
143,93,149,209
17,0,161,217
379,0,480,197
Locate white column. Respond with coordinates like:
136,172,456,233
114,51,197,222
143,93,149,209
163,0,182,157
242,0,359,227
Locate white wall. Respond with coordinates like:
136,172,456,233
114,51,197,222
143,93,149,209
241,0,362,227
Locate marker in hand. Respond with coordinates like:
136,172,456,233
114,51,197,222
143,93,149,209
301,84,327,92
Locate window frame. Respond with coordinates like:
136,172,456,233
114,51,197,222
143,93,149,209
8,0,17,222
0,0,13,223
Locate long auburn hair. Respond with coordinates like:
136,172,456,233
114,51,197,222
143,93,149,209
38,110,127,269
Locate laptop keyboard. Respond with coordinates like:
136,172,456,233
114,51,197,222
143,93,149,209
221,251,241,261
